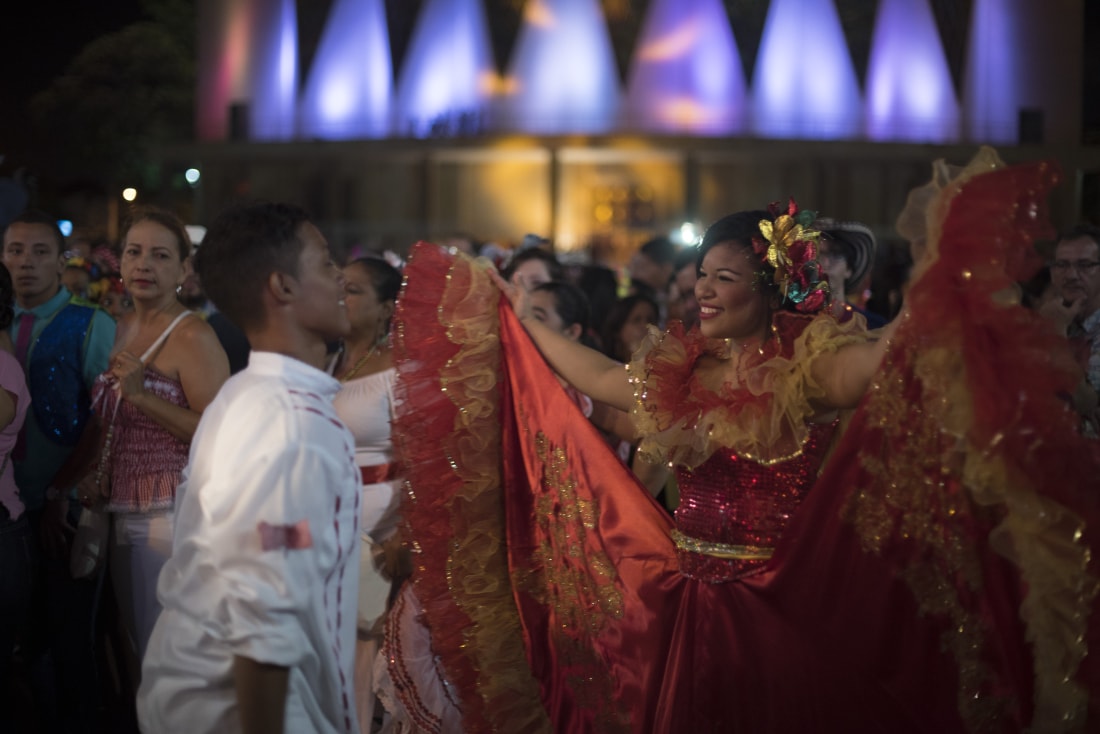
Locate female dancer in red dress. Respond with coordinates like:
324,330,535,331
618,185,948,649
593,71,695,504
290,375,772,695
389,148,1099,733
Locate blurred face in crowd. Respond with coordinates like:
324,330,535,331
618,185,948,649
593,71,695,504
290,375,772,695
628,252,667,292
530,288,584,343
3,222,65,308
177,270,206,309
668,260,699,328
511,259,553,290
530,288,566,335
818,237,852,296
63,265,91,298
1050,236,1100,316
342,261,393,340
99,289,133,321
618,299,658,359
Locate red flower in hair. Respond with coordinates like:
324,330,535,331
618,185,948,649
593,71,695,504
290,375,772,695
751,235,769,257
787,238,817,266
766,197,799,220
757,197,830,314
797,287,828,314
790,264,810,291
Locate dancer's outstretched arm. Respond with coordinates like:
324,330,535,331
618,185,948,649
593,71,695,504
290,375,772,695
810,313,905,410
494,271,635,412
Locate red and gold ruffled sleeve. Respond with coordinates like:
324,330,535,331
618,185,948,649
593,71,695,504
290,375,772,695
627,313,867,469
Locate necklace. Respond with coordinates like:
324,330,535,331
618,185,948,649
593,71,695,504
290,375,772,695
723,338,766,358
339,343,381,382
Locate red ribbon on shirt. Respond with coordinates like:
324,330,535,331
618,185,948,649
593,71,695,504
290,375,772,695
257,520,313,551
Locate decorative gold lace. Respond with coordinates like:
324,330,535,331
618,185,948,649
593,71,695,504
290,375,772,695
434,255,551,733
627,315,867,470
850,147,1098,732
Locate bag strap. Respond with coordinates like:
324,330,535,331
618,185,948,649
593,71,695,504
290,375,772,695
92,310,192,492
139,310,192,364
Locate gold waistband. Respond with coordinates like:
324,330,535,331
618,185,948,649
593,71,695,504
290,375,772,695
670,529,774,560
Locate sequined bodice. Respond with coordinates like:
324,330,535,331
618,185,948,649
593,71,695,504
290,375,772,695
674,421,836,582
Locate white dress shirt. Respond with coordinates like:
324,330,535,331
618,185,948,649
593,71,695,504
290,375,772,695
138,351,361,734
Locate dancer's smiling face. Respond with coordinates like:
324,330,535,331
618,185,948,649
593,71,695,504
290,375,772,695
694,242,774,342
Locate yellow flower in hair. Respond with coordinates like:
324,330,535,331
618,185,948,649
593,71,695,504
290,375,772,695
755,198,829,313
758,216,793,281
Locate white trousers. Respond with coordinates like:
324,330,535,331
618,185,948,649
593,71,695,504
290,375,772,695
110,510,173,663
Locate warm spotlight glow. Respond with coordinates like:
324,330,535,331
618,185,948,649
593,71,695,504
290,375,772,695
623,0,746,135
636,19,700,62
525,0,557,28
655,98,715,128
122,188,138,202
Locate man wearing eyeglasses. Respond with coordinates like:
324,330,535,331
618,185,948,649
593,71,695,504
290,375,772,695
1044,224,1100,401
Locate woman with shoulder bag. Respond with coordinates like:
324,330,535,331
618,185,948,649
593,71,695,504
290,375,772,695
75,207,228,670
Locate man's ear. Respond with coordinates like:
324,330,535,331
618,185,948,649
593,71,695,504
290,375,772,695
564,322,583,342
268,271,296,304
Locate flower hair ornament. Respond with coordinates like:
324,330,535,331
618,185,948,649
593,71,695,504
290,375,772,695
753,198,830,314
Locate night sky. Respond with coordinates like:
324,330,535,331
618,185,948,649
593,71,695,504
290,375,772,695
0,0,144,173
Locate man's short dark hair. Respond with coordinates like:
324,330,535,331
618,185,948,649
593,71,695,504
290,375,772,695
639,236,676,266
196,202,311,333
6,209,65,256
673,246,697,274
1058,224,1100,251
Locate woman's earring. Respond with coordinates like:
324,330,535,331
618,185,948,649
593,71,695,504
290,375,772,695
176,284,183,296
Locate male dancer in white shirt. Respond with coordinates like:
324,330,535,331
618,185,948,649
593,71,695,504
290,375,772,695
138,202,361,734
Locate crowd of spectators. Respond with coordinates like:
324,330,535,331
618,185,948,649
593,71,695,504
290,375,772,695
2,189,1096,732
